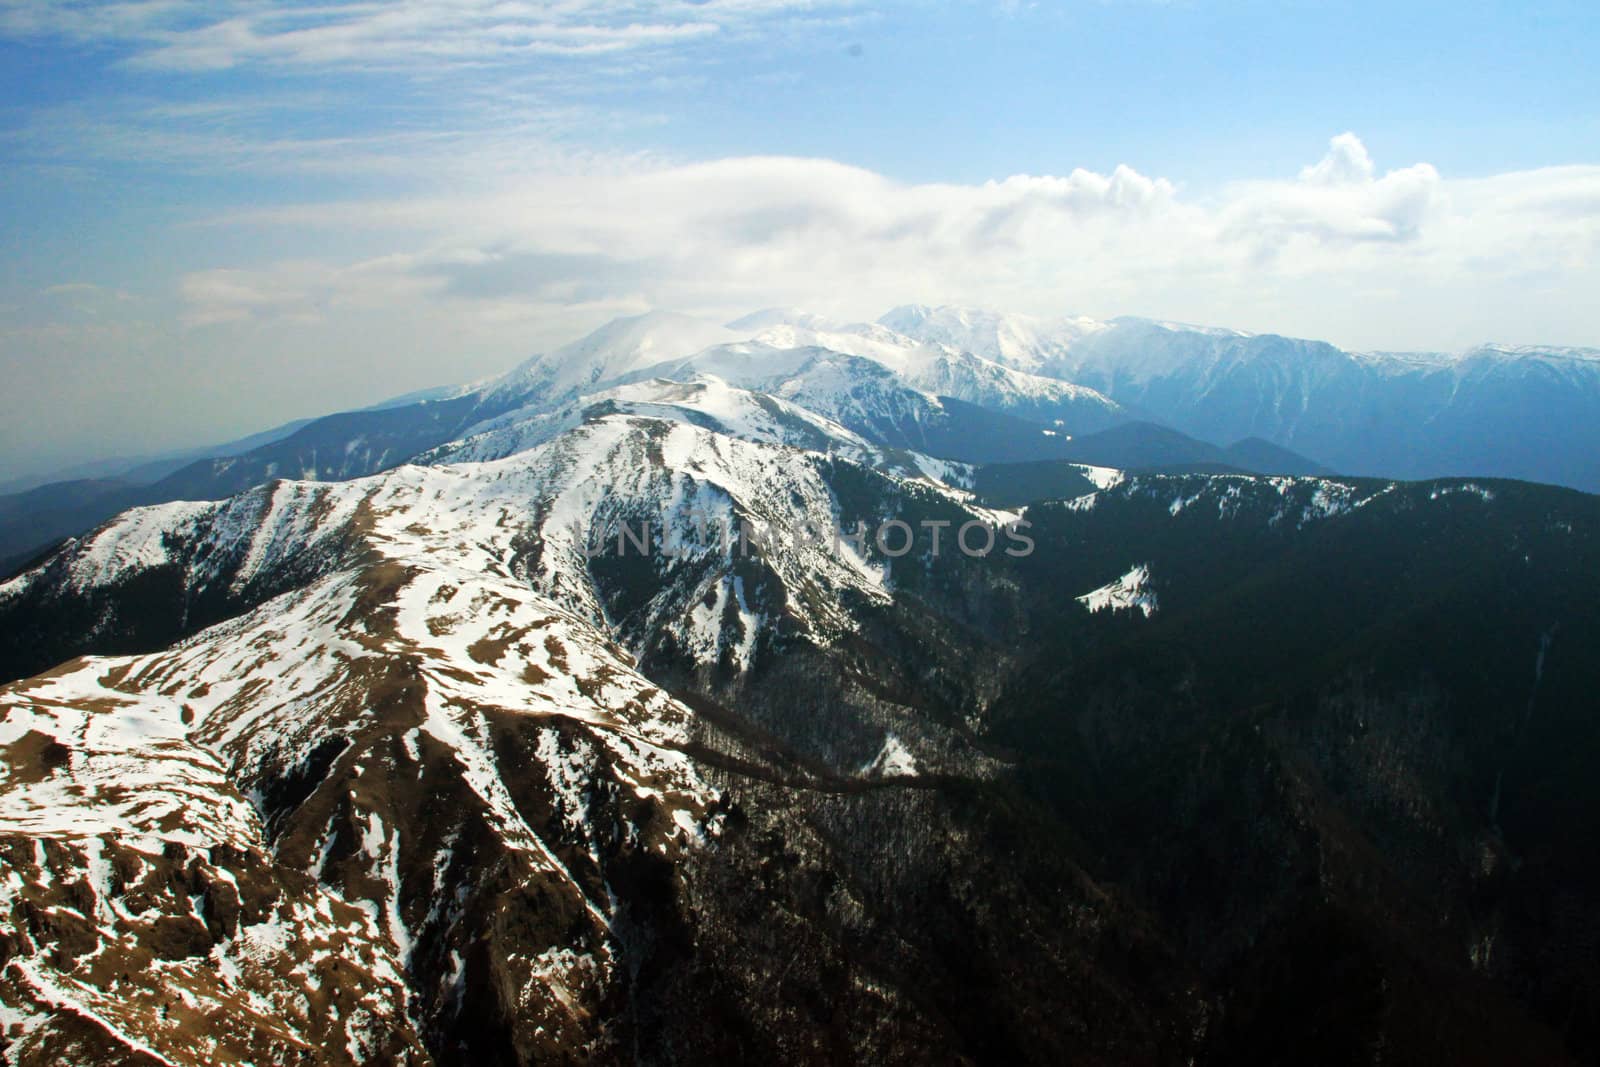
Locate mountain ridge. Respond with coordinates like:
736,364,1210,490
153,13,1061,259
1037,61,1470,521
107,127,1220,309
12,301,1600,577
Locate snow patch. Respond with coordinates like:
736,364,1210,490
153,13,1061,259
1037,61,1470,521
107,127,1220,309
1076,564,1159,618
861,733,918,778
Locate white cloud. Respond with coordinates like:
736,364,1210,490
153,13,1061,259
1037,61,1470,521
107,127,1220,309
1299,131,1376,185
179,134,1598,350
1224,132,1443,246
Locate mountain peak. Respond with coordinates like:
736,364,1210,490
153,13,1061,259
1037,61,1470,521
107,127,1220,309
878,303,1107,373
1105,315,1254,339
493,310,736,399
724,307,841,332
1462,342,1600,364
878,303,1002,331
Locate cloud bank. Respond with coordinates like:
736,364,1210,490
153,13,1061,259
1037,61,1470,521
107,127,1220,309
176,133,1597,350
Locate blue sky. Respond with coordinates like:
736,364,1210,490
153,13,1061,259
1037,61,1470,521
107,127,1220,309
2,0,1598,480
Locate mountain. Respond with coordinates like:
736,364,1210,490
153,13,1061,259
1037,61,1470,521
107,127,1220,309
884,308,1600,493
0,459,720,1061
627,344,1107,465
724,307,840,332
490,310,739,401
0,417,317,497
10,295,1600,1064
0,311,1120,575
972,425,1337,508
994,471,1600,1063
877,304,1107,375
418,374,882,467
0,418,324,576
0,392,516,577
14,300,1600,581
1041,420,1330,475
0,406,1213,1063
969,425,1330,509
736,315,1126,433
1221,434,1333,475
0,314,743,576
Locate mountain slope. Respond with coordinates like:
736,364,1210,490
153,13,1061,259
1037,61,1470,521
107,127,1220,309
0,306,1126,580
6,389,1600,1062
0,661,428,1064
417,375,884,471
0,542,716,1063
488,311,739,402
989,471,1600,1062
1,417,1211,1064
1038,420,1330,475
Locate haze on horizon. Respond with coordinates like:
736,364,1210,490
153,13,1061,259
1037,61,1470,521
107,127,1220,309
1,0,1597,484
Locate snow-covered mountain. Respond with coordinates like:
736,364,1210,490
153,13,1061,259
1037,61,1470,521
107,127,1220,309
37,298,1600,576
486,310,740,402
741,315,1125,431
0,310,1115,574
4,409,1014,688
613,343,1101,466
419,374,884,469
877,304,1108,375
0,477,716,1061
883,307,1600,491
0,399,1045,1061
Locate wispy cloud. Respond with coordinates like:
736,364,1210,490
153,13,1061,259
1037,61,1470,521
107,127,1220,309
0,0,862,72
0,1,860,187
4,98,607,180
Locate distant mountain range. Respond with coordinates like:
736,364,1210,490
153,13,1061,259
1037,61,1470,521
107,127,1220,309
12,303,1594,576
885,305,1600,490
